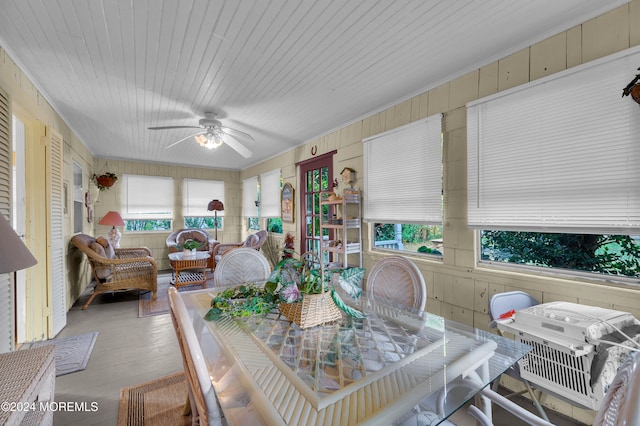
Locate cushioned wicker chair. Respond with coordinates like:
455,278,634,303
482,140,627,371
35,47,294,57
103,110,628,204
211,230,267,269
213,247,271,287
365,256,426,311
71,233,158,309
166,228,219,271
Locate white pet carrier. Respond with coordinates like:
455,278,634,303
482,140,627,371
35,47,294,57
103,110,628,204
497,301,640,410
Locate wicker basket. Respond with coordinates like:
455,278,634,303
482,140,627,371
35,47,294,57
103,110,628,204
277,251,343,328
279,292,342,328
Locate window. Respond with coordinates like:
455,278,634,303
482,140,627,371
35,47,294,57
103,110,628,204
183,178,224,229
481,231,640,279
121,174,173,231
243,176,258,230
267,217,283,233
248,217,260,230
73,162,83,233
260,169,281,218
364,115,443,256
467,47,640,280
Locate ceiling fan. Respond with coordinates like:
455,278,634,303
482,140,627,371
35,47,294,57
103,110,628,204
148,112,254,158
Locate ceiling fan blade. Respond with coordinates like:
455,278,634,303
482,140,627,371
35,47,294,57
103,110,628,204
220,126,255,144
165,131,204,149
148,125,202,130
222,134,253,158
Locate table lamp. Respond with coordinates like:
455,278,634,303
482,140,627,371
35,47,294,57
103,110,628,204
0,213,37,274
207,199,224,240
99,211,125,248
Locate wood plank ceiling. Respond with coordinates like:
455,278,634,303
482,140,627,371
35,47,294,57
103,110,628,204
0,0,629,170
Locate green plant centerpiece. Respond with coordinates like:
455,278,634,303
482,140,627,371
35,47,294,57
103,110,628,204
204,250,365,327
175,239,203,251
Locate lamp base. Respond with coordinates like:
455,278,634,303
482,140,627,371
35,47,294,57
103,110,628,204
107,227,121,248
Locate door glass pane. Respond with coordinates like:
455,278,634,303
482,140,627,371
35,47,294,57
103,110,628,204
321,167,329,191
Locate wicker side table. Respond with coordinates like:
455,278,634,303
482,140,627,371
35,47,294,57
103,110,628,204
168,251,210,288
0,345,56,426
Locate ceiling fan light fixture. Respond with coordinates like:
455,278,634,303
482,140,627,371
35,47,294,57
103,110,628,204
195,132,223,150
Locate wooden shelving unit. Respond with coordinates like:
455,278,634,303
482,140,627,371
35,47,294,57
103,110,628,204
319,188,362,268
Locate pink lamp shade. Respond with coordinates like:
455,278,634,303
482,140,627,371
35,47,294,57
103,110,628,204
0,213,37,274
99,211,125,248
98,211,125,227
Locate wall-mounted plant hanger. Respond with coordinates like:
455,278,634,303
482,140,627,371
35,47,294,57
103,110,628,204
92,161,118,191
622,67,640,105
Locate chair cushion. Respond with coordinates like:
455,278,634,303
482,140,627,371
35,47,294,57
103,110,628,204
89,242,112,281
89,242,106,258
176,230,208,249
243,234,259,248
97,237,115,259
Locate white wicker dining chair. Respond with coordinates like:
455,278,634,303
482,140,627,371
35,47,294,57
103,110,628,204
366,256,426,311
213,247,271,287
168,287,223,426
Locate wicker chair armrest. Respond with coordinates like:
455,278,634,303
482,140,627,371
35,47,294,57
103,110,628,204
115,246,152,258
212,243,242,257
95,255,156,266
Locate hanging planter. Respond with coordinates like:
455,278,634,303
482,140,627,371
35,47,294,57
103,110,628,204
93,172,118,191
622,67,640,105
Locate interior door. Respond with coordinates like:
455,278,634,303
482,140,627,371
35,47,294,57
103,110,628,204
298,152,334,255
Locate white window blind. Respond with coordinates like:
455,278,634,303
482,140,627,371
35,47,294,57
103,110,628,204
467,46,640,234
183,178,224,217
260,169,281,218
121,174,174,220
243,176,258,217
363,114,443,224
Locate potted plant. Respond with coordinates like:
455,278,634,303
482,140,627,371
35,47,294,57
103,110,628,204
622,67,640,105
204,250,365,327
93,172,118,191
175,238,203,257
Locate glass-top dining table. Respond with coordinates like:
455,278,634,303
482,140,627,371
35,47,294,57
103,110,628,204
179,287,531,425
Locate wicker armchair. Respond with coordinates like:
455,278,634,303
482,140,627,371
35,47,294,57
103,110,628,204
166,228,219,271
71,233,158,309
211,230,267,268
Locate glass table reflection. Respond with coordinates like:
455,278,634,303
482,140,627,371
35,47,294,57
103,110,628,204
180,288,530,425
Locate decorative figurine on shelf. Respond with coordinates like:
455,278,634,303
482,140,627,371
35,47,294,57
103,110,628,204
341,167,356,188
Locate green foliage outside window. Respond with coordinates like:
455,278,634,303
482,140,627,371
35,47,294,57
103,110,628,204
267,218,283,234
373,223,443,255
248,217,259,230
185,216,222,229
125,219,171,231
481,231,640,278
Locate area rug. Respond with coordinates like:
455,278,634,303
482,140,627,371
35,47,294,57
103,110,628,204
118,372,190,426
138,273,214,317
29,331,98,376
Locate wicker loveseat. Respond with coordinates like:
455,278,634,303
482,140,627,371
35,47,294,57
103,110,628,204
166,228,219,271
71,233,158,309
